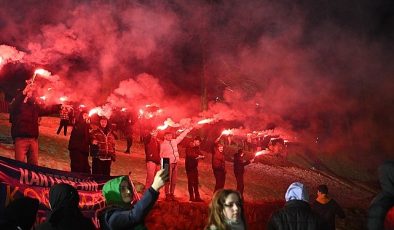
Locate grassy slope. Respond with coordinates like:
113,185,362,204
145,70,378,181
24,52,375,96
0,113,377,229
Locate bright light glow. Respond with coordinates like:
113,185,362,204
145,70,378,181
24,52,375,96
59,96,68,102
121,108,127,112
40,96,46,100
89,108,99,117
157,124,169,130
79,104,86,108
197,118,214,125
255,150,270,157
221,129,232,135
34,68,51,77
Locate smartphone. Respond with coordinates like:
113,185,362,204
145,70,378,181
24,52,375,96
161,157,170,181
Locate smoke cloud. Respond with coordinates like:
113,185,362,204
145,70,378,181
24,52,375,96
0,0,393,164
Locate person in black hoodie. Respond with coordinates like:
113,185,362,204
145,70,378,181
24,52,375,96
368,161,394,230
267,182,321,230
36,183,95,230
9,86,60,165
0,197,39,230
68,111,91,174
233,149,254,198
185,136,205,202
143,129,161,190
311,184,345,230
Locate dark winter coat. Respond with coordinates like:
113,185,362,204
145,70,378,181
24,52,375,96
267,200,321,230
9,92,59,140
368,161,394,230
212,147,225,171
68,113,90,153
0,197,39,230
90,127,116,160
185,145,201,172
311,198,345,230
233,153,251,176
99,176,159,230
143,134,160,164
36,183,95,230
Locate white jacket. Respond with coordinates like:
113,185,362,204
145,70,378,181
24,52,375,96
160,128,192,163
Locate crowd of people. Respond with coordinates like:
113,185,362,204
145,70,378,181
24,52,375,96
2,85,393,229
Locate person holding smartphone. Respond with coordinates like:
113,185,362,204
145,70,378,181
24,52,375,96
160,127,193,201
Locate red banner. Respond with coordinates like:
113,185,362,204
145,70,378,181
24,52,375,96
0,156,113,228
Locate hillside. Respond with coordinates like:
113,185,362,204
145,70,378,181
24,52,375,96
0,113,377,229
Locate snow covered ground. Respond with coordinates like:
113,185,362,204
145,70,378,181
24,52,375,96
0,113,376,229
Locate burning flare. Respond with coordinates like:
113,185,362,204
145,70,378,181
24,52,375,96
221,129,233,135
59,96,68,102
254,150,270,158
197,118,214,125
89,108,99,117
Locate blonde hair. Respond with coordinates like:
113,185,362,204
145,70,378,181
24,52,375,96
205,189,246,230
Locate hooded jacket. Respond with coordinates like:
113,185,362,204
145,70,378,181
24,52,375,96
36,183,95,230
68,112,90,153
368,161,394,230
267,182,320,230
99,176,159,230
0,197,39,230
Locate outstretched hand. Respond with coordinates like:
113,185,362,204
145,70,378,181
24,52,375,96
151,169,169,192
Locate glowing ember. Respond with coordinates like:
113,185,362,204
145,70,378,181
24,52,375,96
89,108,99,117
221,129,232,135
59,96,68,102
255,150,270,157
157,124,169,130
34,68,51,77
197,118,214,125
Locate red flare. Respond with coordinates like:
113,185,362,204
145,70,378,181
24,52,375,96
197,118,214,125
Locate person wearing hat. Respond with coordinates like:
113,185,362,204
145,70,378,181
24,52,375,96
185,136,205,202
90,116,116,176
267,182,321,229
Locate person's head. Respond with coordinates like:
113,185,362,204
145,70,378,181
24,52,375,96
285,182,309,203
49,183,80,210
216,143,224,153
193,136,202,147
207,189,246,229
317,184,328,197
164,132,173,141
3,197,39,230
102,176,136,207
99,116,108,128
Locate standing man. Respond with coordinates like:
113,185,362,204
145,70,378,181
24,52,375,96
56,105,71,136
212,142,226,192
143,129,161,190
185,136,205,202
160,127,193,201
9,85,59,165
123,113,134,154
68,111,91,174
90,116,116,176
311,184,345,230
233,149,254,198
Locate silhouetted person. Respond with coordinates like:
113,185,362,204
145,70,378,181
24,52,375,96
98,169,168,230
311,184,345,230
0,197,39,230
267,182,320,230
36,183,94,230
212,142,226,192
56,105,71,136
68,111,91,174
143,129,161,190
185,136,205,202
9,86,60,165
233,149,254,198
368,161,394,230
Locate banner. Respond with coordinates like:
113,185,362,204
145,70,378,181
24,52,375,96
0,155,113,228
